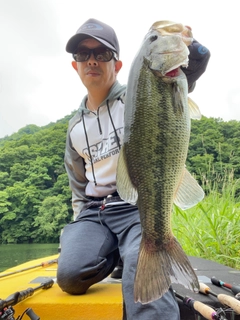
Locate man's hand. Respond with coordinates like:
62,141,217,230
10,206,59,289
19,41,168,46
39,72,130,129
181,32,211,92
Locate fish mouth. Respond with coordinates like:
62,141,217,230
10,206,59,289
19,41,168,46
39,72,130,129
165,68,180,77
152,67,182,79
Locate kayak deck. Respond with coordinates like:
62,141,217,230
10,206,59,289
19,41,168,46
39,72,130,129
1,255,240,320
0,254,122,320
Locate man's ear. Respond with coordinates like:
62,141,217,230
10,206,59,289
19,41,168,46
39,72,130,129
115,60,122,74
72,61,78,71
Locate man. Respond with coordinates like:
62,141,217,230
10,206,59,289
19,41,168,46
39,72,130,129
57,18,210,319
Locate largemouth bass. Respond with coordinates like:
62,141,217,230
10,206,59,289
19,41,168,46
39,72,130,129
116,21,204,304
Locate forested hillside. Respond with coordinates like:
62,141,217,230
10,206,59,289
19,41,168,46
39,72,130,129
0,114,240,244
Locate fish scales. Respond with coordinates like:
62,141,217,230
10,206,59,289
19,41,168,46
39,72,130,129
117,21,204,304
126,60,190,241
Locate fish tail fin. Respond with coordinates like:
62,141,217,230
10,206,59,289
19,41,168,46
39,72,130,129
134,237,199,304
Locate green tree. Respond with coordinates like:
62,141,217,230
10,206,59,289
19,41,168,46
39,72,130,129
0,183,41,243
33,195,71,242
0,172,9,190
1,112,239,244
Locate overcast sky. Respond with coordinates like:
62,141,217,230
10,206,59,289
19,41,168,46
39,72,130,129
0,0,239,138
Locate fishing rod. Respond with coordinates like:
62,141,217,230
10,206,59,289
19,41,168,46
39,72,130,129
0,279,54,320
174,290,227,320
199,282,240,314
211,277,240,298
0,259,58,279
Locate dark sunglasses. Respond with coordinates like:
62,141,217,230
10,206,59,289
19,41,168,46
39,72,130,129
73,47,118,62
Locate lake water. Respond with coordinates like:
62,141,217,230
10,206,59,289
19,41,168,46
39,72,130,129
0,243,59,272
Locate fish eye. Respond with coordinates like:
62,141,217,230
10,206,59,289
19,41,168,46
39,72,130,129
150,35,158,43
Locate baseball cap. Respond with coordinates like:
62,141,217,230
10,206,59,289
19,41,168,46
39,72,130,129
66,18,120,57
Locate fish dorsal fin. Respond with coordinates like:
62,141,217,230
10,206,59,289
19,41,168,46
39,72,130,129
116,146,138,205
174,167,204,210
188,97,202,120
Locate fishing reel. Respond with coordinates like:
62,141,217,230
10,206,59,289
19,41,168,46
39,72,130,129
0,306,39,320
0,305,15,320
0,280,53,320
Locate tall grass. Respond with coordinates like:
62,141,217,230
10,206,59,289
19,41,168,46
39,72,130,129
172,172,240,269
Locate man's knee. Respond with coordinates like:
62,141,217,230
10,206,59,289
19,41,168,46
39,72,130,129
57,267,89,295
57,253,117,295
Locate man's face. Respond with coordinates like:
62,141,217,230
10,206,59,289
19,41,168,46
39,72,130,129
72,38,122,91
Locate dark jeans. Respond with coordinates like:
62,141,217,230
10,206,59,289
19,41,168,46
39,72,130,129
57,203,180,320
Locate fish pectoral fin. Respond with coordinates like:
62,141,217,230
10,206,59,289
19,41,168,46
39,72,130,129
174,167,204,210
116,146,138,205
188,97,202,120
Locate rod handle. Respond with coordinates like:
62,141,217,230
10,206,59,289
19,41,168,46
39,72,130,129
218,294,240,314
199,282,211,295
211,277,240,295
193,300,217,320
211,277,222,287
223,283,240,296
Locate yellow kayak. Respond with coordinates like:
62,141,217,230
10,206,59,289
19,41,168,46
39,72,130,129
0,254,122,320
1,255,240,320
